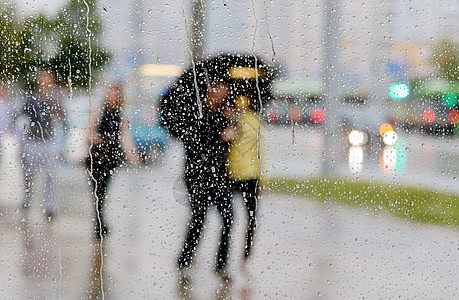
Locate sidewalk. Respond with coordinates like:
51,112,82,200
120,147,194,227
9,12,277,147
1,157,459,299
1,135,459,298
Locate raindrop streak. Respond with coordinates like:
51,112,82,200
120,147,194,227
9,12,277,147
291,120,296,144
250,0,264,179
181,1,203,119
81,0,105,299
262,0,277,60
254,55,264,177
67,58,73,100
250,0,258,52
253,0,292,143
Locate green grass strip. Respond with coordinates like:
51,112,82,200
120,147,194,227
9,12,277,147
267,177,459,227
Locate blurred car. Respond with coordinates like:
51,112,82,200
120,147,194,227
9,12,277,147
387,77,459,136
298,95,326,126
341,98,398,147
268,78,325,126
130,104,168,165
263,99,290,124
388,96,456,136
264,97,326,125
127,64,182,164
418,97,455,136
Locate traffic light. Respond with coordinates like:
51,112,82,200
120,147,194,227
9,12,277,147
442,93,458,107
388,83,410,99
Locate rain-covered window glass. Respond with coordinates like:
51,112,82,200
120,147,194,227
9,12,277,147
0,0,458,298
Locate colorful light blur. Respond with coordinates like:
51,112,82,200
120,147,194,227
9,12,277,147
140,64,182,77
422,109,436,123
442,93,458,107
348,130,366,146
383,131,398,146
380,146,397,174
379,123,393,137
388,83,410,99
266,107,280,122
288,107,302,123
448,110,459,124
379,142,408,175
310,108,326,123
348,146,363,173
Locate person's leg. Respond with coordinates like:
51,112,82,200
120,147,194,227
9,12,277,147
21,142,36,209
22,160,35,209
42,141,59,217
214,187,234,274
88,165,112,239
43,170,55,218
240,179,259,259
177,180,208,270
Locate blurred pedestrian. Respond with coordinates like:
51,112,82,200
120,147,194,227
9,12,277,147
176,82,234,281
225,95,264,267
20,70,65,221
0,82,19,156
160,54,274,289
86,83,140,239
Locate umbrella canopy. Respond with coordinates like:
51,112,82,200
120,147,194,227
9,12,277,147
159,53,275,139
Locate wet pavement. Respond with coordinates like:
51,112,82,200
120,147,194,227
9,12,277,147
1,127,459,299
264,125,459,193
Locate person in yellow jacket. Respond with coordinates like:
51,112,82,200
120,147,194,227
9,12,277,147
225,95,265,265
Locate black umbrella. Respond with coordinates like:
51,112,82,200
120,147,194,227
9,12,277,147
159,53,275,140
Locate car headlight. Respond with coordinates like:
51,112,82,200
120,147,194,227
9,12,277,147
383,130,398,145
349,130,367,146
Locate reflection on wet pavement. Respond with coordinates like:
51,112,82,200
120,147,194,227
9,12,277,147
1,128,459,298
176,267,251,300
265,127,459,192
20,212,60,299
86,239,108,299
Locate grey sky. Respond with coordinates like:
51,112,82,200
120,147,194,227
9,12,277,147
12,0,459,82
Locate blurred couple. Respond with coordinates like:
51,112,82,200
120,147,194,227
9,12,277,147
160,53,274,295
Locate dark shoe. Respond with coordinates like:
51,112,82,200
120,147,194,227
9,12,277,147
22,201,31,210
44,210,55,222
215,270,232,299
215,268,232,285
177,269,194,299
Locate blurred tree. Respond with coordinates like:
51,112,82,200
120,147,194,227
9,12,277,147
51,0,110,89
18,13,57,90
432,39,459,84
0,1,110,90
0,4,22,83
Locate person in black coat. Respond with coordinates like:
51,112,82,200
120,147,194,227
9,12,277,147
174,82,234,280
160,54,274,285
86,83,140,239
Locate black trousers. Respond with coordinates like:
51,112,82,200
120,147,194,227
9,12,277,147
86,154,119,239
230,179,259,259
177,177,233,273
